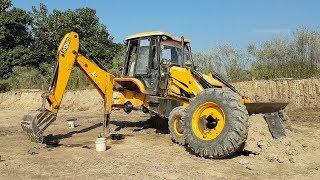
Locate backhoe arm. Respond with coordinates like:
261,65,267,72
21,32,114,142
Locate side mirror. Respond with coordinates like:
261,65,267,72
185,60,193,67
194,65,199,71
161,59,171,67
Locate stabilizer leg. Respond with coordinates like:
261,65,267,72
264,111,286,139
103,114,110,135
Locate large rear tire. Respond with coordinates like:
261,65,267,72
183,88,249,158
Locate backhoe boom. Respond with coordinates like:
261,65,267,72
21,32,114,142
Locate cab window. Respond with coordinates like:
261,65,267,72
135,39,150,75
161,39,190,66
126,38,151,76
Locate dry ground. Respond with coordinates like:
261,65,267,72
0,107,319,179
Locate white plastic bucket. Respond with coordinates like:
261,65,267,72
95,138,107,152
67,120,75,129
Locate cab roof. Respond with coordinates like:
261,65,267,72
125,31,190,43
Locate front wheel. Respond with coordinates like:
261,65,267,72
183,88,249,158
168,106,186,145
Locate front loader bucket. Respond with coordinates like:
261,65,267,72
21,110,57,143
245,102,289,139
244,102,288,115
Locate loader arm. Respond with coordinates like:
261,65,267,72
21,32,114,142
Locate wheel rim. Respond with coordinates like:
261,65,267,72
191,102,225,141
173,116,183,136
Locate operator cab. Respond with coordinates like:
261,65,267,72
121,31,192,95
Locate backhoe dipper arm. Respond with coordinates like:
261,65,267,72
21,32,114,142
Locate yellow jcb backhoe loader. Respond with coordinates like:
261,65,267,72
21,31,288,158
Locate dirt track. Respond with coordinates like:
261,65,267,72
0,90,320,179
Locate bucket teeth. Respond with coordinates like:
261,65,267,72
21,110,57,143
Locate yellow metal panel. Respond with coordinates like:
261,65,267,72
76,54,115,114
113,90,147,107
169,66,203,96
201,73,223,87
241,96,252,104
114,77,147,93
76,54,115,95
168,83,181,95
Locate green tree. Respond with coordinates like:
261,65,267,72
193,45,250,82
249,29,320,80
31,4,123,70
0,0,33,78
0,0,11,12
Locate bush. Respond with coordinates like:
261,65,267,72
67,67,92,90
248,29,320,80
6,66,47,89
193,45,251,82
0,81,10,92
192,29,320,82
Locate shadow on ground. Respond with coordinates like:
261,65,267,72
43,122,103,143
43,117,170,143
110,117,169,134
185,145,258,159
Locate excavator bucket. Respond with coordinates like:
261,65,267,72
245,102,289,139
21,110,57,143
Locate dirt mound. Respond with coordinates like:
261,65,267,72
0,89,103,111
244,114,319,166
234,78,320,110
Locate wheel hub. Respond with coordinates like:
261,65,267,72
173,117,183,136
200,115,218,130
192,102,225,141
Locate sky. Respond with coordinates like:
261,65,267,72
13,0,320,51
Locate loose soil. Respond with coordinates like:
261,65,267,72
0,90,319,179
